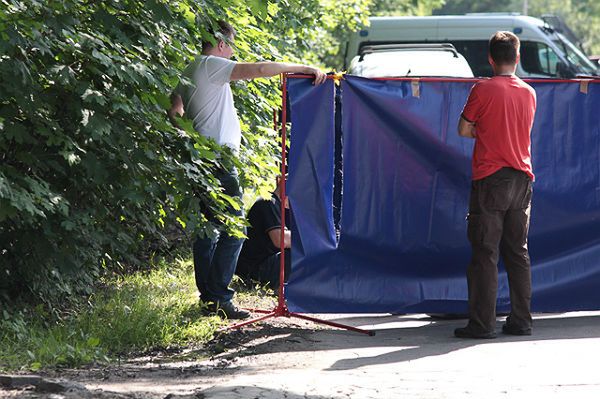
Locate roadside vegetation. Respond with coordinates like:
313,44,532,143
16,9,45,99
0,258,230,371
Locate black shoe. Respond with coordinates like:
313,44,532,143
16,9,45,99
206,301,251,320
502,324,532,336
454,326,497,339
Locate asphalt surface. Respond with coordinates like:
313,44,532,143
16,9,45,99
72,310,600,398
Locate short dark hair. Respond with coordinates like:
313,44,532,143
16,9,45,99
202,20,236,50
489,31,520,65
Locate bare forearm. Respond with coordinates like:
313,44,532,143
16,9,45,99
231,62,325,83
458,117,476,138
256,62,311,77
269,228,292,249
283,229,291,249
458,127,476,138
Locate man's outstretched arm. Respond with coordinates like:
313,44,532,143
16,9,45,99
230,62,327,85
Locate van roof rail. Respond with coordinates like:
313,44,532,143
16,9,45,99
359,43,459,61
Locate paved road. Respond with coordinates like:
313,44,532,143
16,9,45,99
71,311,600,399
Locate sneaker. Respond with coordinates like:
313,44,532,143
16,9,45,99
206,301,251,320
454,326,497,339
502,323,532,336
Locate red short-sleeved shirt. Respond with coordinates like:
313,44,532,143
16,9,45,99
462,75,537,181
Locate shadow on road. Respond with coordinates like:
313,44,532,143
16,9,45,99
224,312,600,371
199,385,349,399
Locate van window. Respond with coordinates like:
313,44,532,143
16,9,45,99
553,35,600,75
449,41,493,77
520,41,560,76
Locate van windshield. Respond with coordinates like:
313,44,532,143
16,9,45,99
552,34,599,76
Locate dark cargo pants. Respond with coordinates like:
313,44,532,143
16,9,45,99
466,167,533,334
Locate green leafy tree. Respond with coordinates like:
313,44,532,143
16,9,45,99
433,0,509,14
0,0,236,303
372,0,446,16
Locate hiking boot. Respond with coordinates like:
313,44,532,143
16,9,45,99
502,323,532,336
454,326,497,339
206,301,250,320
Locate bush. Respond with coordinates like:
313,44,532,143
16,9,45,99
0,0,236,303
0,0,372,305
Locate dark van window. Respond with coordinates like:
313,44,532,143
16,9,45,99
449,41,493,77
520,41,559,76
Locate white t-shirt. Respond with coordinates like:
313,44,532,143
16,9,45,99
178,55,241,151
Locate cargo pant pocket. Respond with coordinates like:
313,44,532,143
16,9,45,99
483,178,514,211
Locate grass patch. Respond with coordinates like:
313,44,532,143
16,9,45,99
233,276,278,310
0,258,227,371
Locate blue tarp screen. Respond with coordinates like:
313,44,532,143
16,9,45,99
286,75,600,314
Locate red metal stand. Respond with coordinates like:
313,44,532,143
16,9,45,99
224,74,374,336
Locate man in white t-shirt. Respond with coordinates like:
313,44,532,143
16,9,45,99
169,21,325,319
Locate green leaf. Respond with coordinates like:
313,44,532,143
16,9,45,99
220,194,241,211
85,113,111,138
91,48,112,67
4,122,28,144
248,0,269,20
197,147,216,160
87,337,101,347
61,220,76,231
0,200,17,221
176,3,196,25
59,151,81,165
82,89,107,105
155,92,171,109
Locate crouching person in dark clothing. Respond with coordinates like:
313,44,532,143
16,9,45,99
236,176,291,289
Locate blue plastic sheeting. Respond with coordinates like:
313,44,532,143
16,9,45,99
286,75,600,314
287,79,337,263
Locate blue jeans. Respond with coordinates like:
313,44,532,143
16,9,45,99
193,169,245,304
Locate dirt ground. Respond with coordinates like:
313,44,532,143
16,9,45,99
3,311,600,399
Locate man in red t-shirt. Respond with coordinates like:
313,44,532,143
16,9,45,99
454,31,537,339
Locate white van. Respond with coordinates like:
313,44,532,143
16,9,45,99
344,15,600,78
